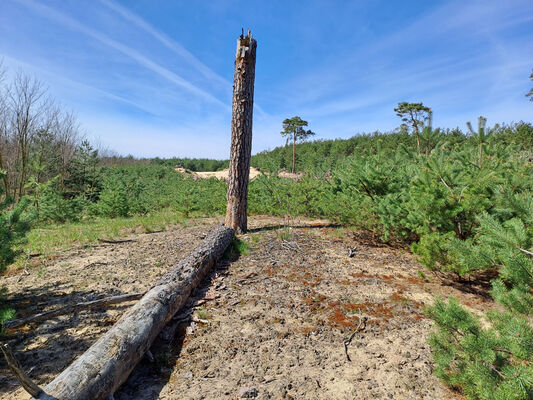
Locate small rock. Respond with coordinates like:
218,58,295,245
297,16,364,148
239,386,259,398
181,372,193,379
186,322,198,335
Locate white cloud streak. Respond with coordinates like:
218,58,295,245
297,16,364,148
98,0,269,118
99,0,231,89
1,54,160,116
14,0,230,111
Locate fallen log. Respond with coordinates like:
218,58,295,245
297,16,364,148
32,224,234,400
1,343,44,398
5,292,144,330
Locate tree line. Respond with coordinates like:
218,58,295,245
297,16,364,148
0,65,87,202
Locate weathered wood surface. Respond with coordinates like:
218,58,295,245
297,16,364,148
225,30,257,234
32,225,234,400
1,343,44,398
5,292,144,330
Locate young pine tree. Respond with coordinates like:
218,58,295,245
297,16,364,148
0,170,31,334
427,190,533,400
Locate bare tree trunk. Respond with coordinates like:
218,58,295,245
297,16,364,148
292,134,296,174
0,65,9,194
32,225,234,400
225,30,257,234
8,74,47,201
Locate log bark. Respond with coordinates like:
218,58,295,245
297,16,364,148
225,30,257,234
1,343,44,398
5,292,144,330
32,225,234,400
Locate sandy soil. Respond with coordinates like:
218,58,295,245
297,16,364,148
174,167,303,182
0,216,493,399
174,167,263,181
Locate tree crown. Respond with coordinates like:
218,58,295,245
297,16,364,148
394,102,431,133
281,116,315,141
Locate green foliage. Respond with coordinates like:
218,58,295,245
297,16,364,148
526,69,533,101
34,177,87,223
394,102,431,140
225,237,250,259
0,288,16,335
86,165,227,219
281,116,315,144
0,171,31,334
280,116,316,173
0,193,31,269
427,189,533,399
151,157,228,172
63,140,102,201
427,298,533,400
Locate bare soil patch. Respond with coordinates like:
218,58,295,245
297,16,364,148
173,167,303,182
174,167,263,181
1,216,491,399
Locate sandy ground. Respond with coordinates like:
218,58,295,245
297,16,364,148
0,216,493,399
174,167,303,182
174,167,263,181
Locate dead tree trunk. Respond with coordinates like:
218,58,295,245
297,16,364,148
32,225,234,400
225,30,257,234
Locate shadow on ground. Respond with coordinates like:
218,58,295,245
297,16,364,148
0,285,136,397
247,222,340,233
114,256,236,400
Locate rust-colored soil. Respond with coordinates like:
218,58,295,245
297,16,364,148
1,216,489,399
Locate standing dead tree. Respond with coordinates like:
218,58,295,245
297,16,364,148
225,30,257,233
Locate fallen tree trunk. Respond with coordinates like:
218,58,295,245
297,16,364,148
32,225,234,400
5,292,144,330
1,343,44,398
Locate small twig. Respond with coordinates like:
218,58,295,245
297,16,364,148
98,238,135,244
519,247,533,257
16,268,30,283
86,261,110,268
144,229,165,234
344,316,367,362
0,343,43,397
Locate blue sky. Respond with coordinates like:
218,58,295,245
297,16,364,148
1,0,532,159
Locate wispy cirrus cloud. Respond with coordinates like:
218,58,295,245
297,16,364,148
14,0,230,111
281,0,533,129
98,0,269,118
1,0,531,157
1,54,159,116
99,0,230,89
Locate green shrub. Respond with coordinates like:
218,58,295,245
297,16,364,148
0,171,32,334
95,178,130,218
427,191,533,399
